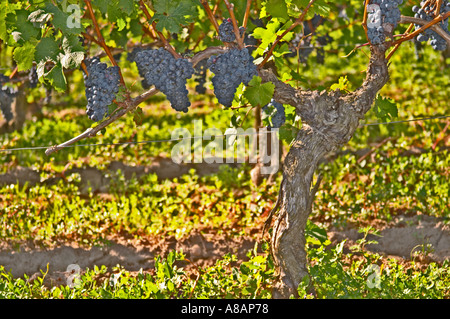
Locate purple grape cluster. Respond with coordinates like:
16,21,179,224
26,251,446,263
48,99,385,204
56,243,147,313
0,74,15,122
127,47,150,90
83,57,121,122
207,48,258,107
413,1,450,51
132,48,195,113
367,0,403,45
218,18,245,43
194,59,208,94
262,99,285,128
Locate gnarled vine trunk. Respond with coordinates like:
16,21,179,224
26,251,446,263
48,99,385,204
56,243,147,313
260,46,390,298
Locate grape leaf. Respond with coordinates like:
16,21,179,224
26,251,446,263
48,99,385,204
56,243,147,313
35,37,60,63
13,42,36,71
119,0,135,16
264,0,289,21
0,2,7,42
61,35,85,69
244,76,275,107
46,64,67,92
291,0,330,17
11,10,40,43
373,95,398,122
152,0,198,33
330,76,350,92
45,3,84,35
252,20,281,55
92,0,109,14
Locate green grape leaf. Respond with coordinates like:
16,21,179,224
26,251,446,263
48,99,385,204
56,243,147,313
35,37,60,63
244,76,275,107
264,0,289,21
60,35,85,69
305,220,328,245
291,0,330,17
252,20,281,55
290,70,309,85
11,10,40,43
46,64,67,92
13,42,36,71
92,0,110,14
0,3,6,42
107,0,127,27
330,75,350,92
129,18,144,37
373,95,398,122
45,3,84,35
119,0,135,16
152,0,198,33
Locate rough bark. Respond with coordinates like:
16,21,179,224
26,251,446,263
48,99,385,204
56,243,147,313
260,45,390,298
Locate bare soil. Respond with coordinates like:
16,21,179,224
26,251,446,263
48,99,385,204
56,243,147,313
0,158,448,286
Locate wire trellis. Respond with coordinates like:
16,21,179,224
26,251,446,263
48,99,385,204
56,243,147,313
0,115,449,153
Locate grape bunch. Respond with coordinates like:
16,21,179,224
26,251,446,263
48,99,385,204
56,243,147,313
127,47,150,90
218,18,245,43
0,75,15,122
207,48,258,107
194,59,208,94
413,1,450,51
367,0,403,45
83,57,121,122
262,99,286,128
29,65,38,88
132,48,195,113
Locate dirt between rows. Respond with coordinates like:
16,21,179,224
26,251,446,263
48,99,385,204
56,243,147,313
0,158,449,287
0,212,448,287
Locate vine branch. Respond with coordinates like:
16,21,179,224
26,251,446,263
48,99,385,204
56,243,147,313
223,0,245,49
84,0,125,86
45,88,158,156
362,0,372,45
139,0,182,59
391,11,450,47
44,45,227,156
258,0,317,68
200,0,220,34
243,0,252,29
397,14,450,44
